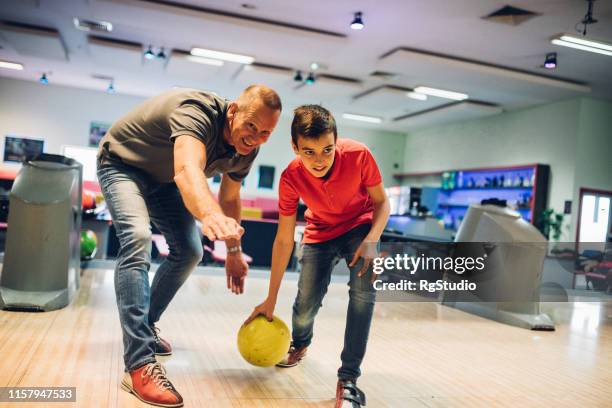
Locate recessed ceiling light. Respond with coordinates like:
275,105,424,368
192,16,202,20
551,34,612,56
73,17,113,33
186,55,225,66
406,91,428,101
190,47,254,64
413,86,468,101
342,113,382,124
0,60,24,70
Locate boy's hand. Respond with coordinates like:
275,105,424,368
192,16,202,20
244,297,276,325
349,240,379,283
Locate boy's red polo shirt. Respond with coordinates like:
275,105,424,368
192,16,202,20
278,138,382,243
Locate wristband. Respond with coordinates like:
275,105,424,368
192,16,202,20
227,245,242,254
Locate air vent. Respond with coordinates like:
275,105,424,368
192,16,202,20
74,18,113,33
482,5,539,26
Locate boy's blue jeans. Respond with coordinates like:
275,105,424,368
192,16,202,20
97,158,203,371
292,223,377,380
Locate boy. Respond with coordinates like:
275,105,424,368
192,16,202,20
246,105,390,408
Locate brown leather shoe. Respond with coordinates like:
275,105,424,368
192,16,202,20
275,343,308,368
152,325,172,356
121,362,183,407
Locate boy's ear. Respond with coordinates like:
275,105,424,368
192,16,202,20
291,141,299,155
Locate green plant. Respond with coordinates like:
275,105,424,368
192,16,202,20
539,209,565,241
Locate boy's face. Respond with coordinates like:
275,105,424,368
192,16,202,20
292,131,336,178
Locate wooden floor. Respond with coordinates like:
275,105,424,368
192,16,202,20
0,267,610,408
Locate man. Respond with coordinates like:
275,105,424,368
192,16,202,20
97,85,281,407
246,105,389,408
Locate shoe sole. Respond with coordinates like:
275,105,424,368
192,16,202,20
121,379,183,408
155,351,172,356
275,355,306,368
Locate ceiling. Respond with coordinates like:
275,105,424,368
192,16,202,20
0,0,611,132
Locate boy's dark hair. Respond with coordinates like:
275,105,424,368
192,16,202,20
291,105,337,146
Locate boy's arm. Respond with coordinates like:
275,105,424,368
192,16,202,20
365,182,390,242
245,213,297,323
349,182,390,280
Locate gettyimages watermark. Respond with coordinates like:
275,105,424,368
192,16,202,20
365,241,611,302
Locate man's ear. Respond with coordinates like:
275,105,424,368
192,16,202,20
227,102,238,121
291,141,299,155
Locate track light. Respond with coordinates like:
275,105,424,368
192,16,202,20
294,70,303,82
543,52,557,69
39,73,49,84
350,12,364,30
144,45,155,59
157,47,167,59
305,72,315,85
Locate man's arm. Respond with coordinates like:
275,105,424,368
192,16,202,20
173,135,242,240
218,173,242,250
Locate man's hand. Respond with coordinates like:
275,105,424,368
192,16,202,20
244,297,276,325
349,240,379,283
200,213,244,241
226,252,248,294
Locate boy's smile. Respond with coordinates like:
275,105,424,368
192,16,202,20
293,131,336,178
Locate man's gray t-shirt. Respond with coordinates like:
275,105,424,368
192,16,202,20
98,89,258,183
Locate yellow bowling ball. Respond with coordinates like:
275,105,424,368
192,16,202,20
237,315,290,367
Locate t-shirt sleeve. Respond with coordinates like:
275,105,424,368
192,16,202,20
278,170,300,216
226,148,259,182
361,148,383,187
168,102,214,146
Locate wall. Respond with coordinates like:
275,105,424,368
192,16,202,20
572,98,612,240
0,77,405,197
402,97,612,241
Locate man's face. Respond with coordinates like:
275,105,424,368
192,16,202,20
226,100,280,155
292,131,336,178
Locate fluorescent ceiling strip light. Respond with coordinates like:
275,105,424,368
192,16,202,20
385,49,590,93
190,47,254,64
406,91,428,101
559,35,612,52
552,39,612,56
0,60,24,70
186,55,225,66
342,113,382,124
413,86,468,101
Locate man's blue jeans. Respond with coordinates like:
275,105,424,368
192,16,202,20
292,223,377,380
97,158,203,371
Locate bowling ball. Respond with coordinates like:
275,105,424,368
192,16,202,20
80,230,97,260
82,191,96,210
237,315,290,367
